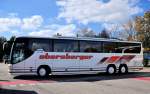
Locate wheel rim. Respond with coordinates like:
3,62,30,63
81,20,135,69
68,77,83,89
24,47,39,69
108,67,115,74
121,66,126,73
39,68,46,76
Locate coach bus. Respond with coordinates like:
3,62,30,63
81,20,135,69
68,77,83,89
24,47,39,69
8,36,143,77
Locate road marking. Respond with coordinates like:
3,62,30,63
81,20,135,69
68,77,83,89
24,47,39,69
134,77,150,81
0,80,56,86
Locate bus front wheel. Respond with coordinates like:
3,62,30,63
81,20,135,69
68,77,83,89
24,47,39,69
37,66,50,77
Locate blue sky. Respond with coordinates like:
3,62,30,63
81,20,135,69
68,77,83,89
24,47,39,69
0,0,150,39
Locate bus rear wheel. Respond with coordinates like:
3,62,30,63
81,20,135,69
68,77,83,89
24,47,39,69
106,65,116,75
119,64,128,74
37,66,50,77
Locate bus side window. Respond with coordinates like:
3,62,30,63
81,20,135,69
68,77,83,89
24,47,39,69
54,39,79,52
80,41,102,53
29,39,52,52
103,42,117,53
124,47,141,53
115,48,123,53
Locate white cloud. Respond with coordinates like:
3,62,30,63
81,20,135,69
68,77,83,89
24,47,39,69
22,15,43,30
29,24,76,37
0,17,21,27
0,14,76,37
11,30,23,36
57,0,143,24
0,15,43,32
0,17,21,32
55,24,76,36
0,26,10,32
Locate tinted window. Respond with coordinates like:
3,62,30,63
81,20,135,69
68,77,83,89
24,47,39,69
118,42,140,48
80,41,102,53
103,42,141,53
117,42,141,53
124,47,141,53
54,39,78,52
29,39,52,52
11,38,28,64
103,42,117,53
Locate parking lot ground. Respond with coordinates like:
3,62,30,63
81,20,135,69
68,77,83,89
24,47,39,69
0,62,150,94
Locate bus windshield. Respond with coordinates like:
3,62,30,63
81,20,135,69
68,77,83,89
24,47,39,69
11,38,31,64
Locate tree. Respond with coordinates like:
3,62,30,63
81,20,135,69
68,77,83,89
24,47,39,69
98,28,110,38
135,16,144,41
76,28,96,37
0,37,7,61
135,11,150,48
106,24,125,40
3,36,15,56
122,19,137,41
108,24,119,38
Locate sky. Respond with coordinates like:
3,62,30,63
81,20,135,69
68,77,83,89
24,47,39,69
0,0,150,39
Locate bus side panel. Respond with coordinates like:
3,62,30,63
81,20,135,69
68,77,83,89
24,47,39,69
35,52,109,73
92,53,143,71
87,53,110,71
51,52,80,72
35,52,53,72
127,54,143,70
24,53,37,73
35,52,81,72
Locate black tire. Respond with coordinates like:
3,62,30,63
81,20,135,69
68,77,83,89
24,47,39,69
37,66,50,77
119,64,128,74
106,65,116,75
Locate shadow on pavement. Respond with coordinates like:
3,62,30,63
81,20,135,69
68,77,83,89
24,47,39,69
0,80,9,81
14,71,150,82
0,88,37,94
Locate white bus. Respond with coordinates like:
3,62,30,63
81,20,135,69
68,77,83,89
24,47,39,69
8,36,143,77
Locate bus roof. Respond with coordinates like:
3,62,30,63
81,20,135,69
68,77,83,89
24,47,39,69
16,36,142,44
